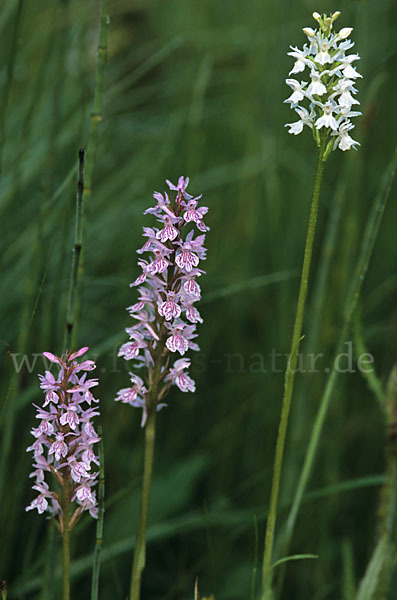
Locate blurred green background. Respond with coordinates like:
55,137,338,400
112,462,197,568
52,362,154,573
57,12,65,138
1,0,397,598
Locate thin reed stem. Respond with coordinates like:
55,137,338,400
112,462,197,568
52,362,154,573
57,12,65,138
62,476,71,600
0,0,23,174
64,149,85,352
277,148,397,596
84,0,109,199
261,150,325,597
130,409,157,600
73,0,109,347
377,368,397,542
91,428,105,600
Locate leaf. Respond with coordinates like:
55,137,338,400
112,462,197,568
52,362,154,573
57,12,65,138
271,554,319,570
355,535,389,600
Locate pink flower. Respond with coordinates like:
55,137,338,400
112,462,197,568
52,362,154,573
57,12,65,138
156,216,179,242
166,176,192,199
118,337,144,361
33,419,54,437
176,372,195,392
166,326,189,356
115,176,208,424
165,359,196,392
183,199,209,231
49,433,68,461
43,390,59,407
68,458,90,483
38,371,59,391
185,304,203,324
127,301,145,315
146,251,169,275
26,349,101,524
60,406,80,430
158,292,181,321
42,352,62,365
75,483,96,505
184,278,201,299
115,374,147,406
26,483,50,514
175,243,199,273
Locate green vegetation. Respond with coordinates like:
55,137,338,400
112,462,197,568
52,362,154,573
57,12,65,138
1,1,397,598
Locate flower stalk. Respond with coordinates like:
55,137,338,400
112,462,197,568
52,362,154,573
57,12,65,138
261,13,362,597
130,409,156,600
261,150,325,597
62,476,71,600
26,349,101,600
278,149,396,587
115,177,209,599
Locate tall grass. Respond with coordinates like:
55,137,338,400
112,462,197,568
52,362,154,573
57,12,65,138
1,1,397,598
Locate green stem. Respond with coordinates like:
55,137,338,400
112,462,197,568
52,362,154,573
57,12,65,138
91,428,105,600
63,149,85,352
261,152,325,597
0,0,23,175
84,0,109,198
278,147,397,594
130,409,157,600
73,0,109,348
379,367,397,539
62,476,71,600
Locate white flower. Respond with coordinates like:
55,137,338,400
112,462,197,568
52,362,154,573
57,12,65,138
288,46,311,74
333,78,358,93
338,106,361,120
284,11,361,153
338,90,360,109
332,122,360,151
285,79,307,104
338,39,355,53
315,101,339,130
285,106,313,135
307,71,327,96
330,79,359,110
315,39,333,65
285,120,304,135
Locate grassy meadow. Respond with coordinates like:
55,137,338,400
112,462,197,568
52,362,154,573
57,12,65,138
1,0,397,598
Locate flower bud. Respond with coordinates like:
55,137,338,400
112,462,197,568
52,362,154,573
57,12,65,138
312,12,321,22
332,11,341,21
338,27,353,40
323,139,335,161
302,27,316,38
314,127,320,148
